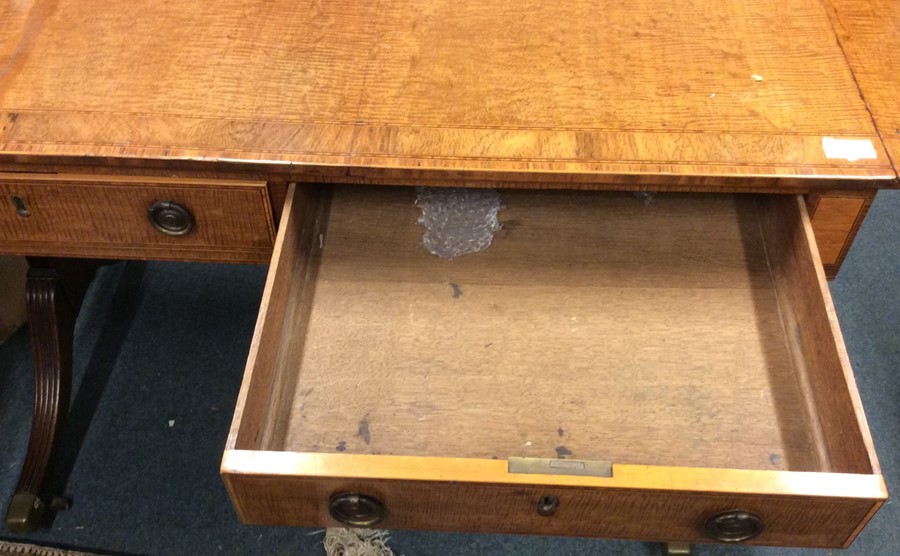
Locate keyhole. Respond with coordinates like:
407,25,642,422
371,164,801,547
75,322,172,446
537,495,560,516
11,195,30,217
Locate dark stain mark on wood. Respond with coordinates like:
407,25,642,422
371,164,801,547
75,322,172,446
555,445,573,458
451,283,462,298
558,427,565,437
336,441,347,452
7,112,18,123
769,453,781,465
484,342,493,348
355,416,371,445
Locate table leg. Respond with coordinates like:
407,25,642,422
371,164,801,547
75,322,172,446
5,260,101,533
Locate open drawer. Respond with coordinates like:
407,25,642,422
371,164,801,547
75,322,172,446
222,185,885,548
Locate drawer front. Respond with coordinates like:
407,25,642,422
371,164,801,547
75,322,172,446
223,185,885,548
224,471,879,547
0,174,275,262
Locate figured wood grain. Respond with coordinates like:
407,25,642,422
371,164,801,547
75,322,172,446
0,0,894,185
824,0,900,175
757,195,880,475
0,174,274,262
0,160,887,194
268,188,820,472
222,468,881,547
807,191,876,277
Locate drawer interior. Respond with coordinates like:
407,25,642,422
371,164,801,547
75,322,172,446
234,185,876,476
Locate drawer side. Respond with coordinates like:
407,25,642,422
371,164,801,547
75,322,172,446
227,184,324,450
757,195,880,475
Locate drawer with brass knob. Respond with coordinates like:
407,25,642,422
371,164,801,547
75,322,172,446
0,174,275,263
222,184,885,547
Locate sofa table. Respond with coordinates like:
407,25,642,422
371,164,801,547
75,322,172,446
1,0,896,552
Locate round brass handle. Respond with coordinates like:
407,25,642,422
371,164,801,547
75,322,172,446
148,201,194,236
703,509,764,542
328,493,385,527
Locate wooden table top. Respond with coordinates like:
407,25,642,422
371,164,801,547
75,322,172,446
0,0,896,188
825,0,900,177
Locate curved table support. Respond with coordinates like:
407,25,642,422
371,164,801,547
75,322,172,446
5,260,101,533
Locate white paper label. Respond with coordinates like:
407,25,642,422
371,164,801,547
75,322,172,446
822,137,878,162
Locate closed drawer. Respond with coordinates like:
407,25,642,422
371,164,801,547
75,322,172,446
0,174,275,262
223,185,885,547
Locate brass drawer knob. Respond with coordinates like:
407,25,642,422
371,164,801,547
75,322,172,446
537,495,560,516
703,509,764,542
148,201,194,236
328,492,385,527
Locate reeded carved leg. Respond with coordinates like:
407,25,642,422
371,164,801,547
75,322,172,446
5,269,75,532
5,260,101,532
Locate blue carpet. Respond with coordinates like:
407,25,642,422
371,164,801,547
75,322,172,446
1,191,898,555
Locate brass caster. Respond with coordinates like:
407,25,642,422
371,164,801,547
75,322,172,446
664,542,692,556
5,493,46,533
